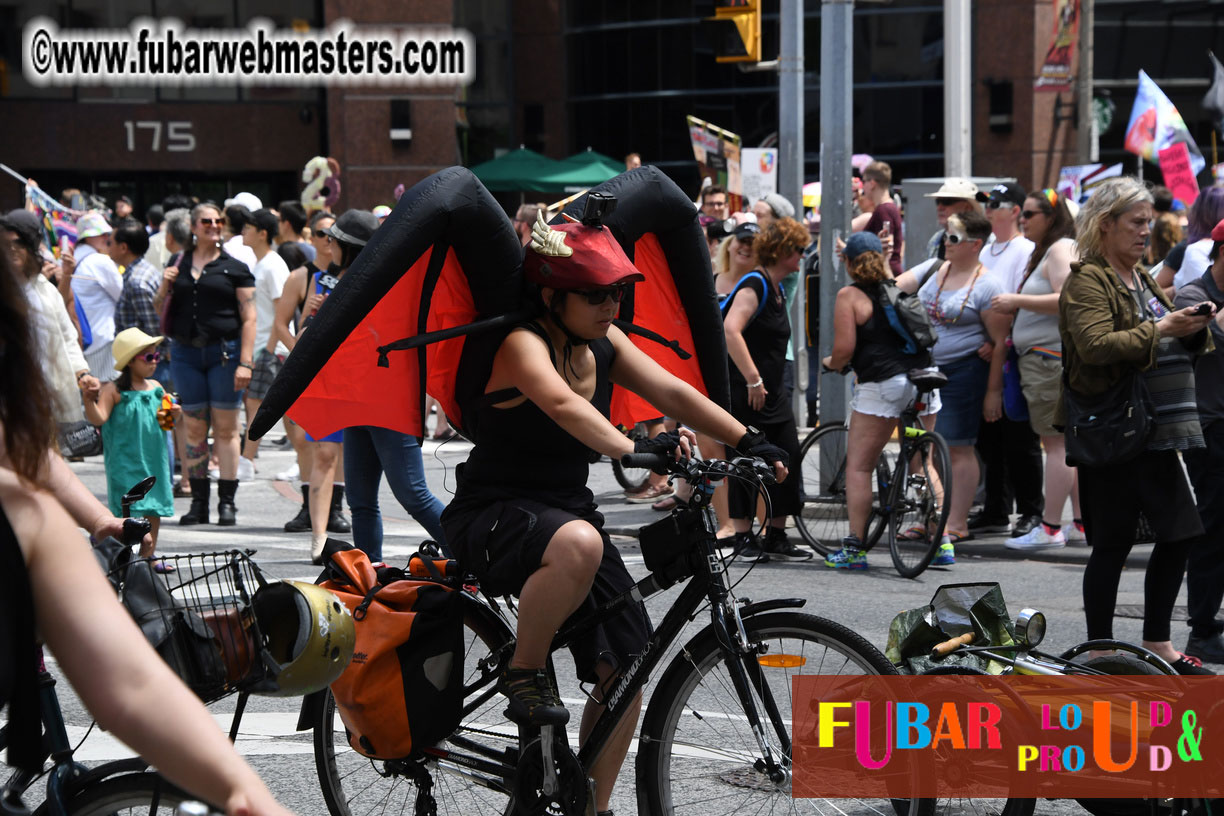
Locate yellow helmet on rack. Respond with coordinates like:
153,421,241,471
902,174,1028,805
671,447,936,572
252,581,355,696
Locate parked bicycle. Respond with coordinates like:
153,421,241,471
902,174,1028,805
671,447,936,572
892,583,1203,816
309,453,922,816
796,367,952,577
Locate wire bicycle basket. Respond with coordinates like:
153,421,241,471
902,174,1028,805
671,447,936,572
109,550,271,703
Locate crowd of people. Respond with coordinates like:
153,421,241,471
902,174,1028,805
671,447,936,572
811,165,1223,676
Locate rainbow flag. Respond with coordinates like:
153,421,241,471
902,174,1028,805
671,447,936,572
1124,70,1205,175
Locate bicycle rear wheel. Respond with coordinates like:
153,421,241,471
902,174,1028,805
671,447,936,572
795,424,885,555
886,433,951,579
45,772,189,816
314,595,520,816
636,611,922,815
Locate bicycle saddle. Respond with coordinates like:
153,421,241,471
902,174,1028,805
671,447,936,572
907,367,948,392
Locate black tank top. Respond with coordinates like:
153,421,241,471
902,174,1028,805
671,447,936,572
456,323,615,503
850,281,931,383
727,272,791,422
0,503,41,772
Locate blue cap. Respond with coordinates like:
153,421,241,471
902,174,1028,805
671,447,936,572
844,231,883,261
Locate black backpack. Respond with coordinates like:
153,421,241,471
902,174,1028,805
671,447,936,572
876,278,937,355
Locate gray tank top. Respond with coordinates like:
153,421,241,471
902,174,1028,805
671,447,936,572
1012,238,1073,355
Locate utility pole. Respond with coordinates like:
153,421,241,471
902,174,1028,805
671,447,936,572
817,0,853,425
944,0,972,176
779,0,806,424
1077,0,1096,162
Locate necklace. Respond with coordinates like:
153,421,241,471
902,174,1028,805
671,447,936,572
926,263,983,326
989,236,1014,257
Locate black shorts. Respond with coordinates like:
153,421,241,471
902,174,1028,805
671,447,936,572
441,495,652,684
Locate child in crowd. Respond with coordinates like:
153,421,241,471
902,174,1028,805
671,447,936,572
83,327,179,567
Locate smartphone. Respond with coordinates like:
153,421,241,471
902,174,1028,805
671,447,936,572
880,221,891,238
60,235,71,256
1191,302,1214,316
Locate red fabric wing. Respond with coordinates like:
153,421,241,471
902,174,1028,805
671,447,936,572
610,232,711,427
287,249,476,439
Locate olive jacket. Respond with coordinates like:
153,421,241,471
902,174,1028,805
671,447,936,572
1057,256,1212,422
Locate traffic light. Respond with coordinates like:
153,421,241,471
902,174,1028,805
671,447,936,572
705,0,761,64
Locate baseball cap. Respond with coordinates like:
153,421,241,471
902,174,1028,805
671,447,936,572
986,182,1026,208
1209,219,1224,262
326,209,380,248
843,231,883,262
925,178,987,203
113,327,164,371
0,209,45,253
733,222,762,241
76,212,113,239
759,193,795,219
224,192,263,211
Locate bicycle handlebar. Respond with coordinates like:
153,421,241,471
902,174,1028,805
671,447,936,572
619,454,777,486
122,517,152,547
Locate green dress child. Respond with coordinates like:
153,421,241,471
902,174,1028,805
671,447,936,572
101,386,175,517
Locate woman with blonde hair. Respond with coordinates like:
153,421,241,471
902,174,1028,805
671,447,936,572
713,222,760,296
820,232,938,569
1062,176,1214,674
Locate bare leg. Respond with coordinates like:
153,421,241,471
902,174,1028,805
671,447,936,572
284,417,312,474
845,412,898,541
1040,434,1077,524
695,431,734,537
241,395,262,461
579,664,643,812
173,423,191,492
211,407,242,480
512,521,604,669
946,444,978,535
309,441,341,550
181,408,211,480
139,516,161,557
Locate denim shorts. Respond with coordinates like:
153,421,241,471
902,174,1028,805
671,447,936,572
932,353,989,446
169,339,243,411
850,372,942,419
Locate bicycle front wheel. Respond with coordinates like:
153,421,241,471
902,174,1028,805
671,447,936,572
796,424,886,555
314,596,520,816
886,432,951,579
636,611,921,815
45,772,190,816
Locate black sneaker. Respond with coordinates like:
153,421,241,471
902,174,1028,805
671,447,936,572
968,510,1011,533
731,532,768,563
1009,514,1042,538
499,667,569,726
1185,632,1224,664
1169,653,1215,676
763,528,814,562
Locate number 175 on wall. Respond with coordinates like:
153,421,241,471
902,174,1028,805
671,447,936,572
124,120,196,152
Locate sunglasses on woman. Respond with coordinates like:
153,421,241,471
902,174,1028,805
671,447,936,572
1020,210,1042,220
137,351,160,363
198,218,224,226
571,284,630,305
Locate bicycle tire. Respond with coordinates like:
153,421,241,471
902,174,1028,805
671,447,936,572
892,667,1037,816
41,772,190,816
314,596,520,816
886,432,951,579
612,424,651,491
795,424,886,555
635,610,923,815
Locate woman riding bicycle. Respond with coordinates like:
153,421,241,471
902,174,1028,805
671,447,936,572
438,211,786,815
820,232,940,570
0,244,294,815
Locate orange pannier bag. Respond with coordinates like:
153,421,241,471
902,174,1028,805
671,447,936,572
320,544,464,760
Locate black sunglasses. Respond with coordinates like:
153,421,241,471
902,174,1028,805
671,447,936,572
198,218,224,226
1020,210,1042,220
934,198,961,207
571,284,630,305
986,200,1016,210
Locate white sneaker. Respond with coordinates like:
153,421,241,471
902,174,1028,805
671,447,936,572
236,457,256,482
1005,524,1066,550
275,462,300,482
1061,523,1087,545
208,464,220,482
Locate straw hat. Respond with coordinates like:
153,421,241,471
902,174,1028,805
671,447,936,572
113,327,164,371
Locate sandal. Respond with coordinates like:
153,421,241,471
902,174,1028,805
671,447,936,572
944,530,975,544
897,526,929,541
651,495,678,512
431,429,458,442
152,559,177,574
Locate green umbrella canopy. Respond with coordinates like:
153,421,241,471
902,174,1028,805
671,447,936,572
539,148,625,190
468,147,566,193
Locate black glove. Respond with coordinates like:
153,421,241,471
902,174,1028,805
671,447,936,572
633,430,685,475
735,426,789,469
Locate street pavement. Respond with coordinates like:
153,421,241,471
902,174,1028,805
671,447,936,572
30,429,1213,816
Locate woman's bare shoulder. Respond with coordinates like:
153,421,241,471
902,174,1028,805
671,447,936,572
0,470,56,560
